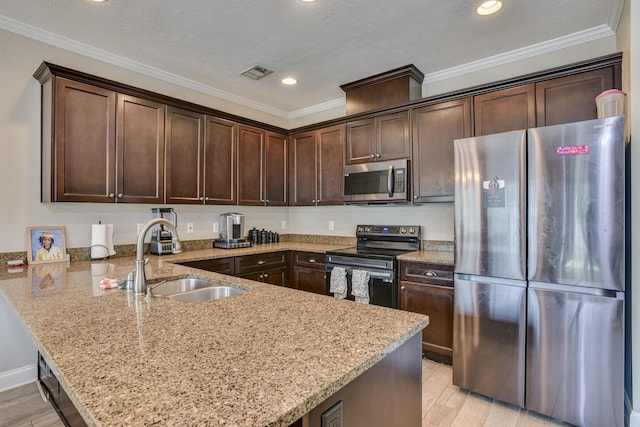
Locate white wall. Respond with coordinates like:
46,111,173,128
0,293,37,392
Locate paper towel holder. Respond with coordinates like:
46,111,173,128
90,221,116,260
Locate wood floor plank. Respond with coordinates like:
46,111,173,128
450,392,494,427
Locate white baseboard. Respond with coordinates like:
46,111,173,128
0,364,37,392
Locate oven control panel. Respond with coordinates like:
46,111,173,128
356,225,420,237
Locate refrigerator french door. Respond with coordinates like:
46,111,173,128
453,129,527,407
526,117,625,427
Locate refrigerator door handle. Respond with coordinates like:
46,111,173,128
528,281,623,299
455,274,527,288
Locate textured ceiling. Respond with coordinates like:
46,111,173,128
0,0,623,116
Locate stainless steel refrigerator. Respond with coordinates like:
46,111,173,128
453,116,625,427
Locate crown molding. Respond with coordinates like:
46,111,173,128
0,14,620,122
424,24,615,84
288,97,345,119
0,14,291,119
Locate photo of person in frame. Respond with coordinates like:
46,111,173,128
32,230,64,262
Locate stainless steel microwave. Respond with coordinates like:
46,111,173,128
343,159,410,204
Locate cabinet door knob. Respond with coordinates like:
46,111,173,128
257,260,265,265
309,259,316,263
199,197,204,201
370,154,375,159
401,286,406,291
108,193,115,198
205,197,210,201
376,153,381,158
117,193,123,199
425,271,437,277
414,195,418,199
259,274,264,280
263,273,269,279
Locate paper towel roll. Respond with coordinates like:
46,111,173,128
91,224,116,259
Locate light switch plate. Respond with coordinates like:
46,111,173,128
212,222,219,232
328,221,335,231
281,220,287,230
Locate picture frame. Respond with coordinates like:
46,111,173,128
26,226,67,265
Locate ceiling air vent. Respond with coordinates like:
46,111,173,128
241,65,273,80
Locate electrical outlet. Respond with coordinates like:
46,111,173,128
281,220,287,230
186,222,194,233
328,221,335,231
212,222,219,232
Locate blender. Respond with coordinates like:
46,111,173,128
149,208,178,255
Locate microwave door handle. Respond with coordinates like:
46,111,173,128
387,165,394,197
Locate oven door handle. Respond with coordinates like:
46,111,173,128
327,266,394,282
387,164,394,197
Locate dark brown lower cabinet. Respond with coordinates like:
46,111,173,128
291,251,327,295
238,267,289,287
235,251,290,287
399,261,454,364
177,257,235,275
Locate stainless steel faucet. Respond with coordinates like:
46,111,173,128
132,218,182,295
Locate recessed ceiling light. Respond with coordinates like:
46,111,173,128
477,0,502,15
282,77,298,85
92,0,108,3
300,0,317,2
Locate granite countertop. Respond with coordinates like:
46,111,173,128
397,250,454,265
0,242,429,426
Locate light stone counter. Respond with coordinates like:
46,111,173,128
397,250,454,265
0,243,428,426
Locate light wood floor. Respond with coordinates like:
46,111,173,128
0,359,569,427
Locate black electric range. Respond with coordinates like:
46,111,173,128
325,225,421,308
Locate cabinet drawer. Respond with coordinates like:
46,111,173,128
238,266,289,287
399,261,453,286
235,251,288,274
292,251,326,270
178,257,235,275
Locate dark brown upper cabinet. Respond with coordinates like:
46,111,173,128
238,125,287,206
345,111,410,164
474,84,536,136
411,98,472,203
165,106,205,204
535,68,615,127
41,76,164,203
290,124,345,206
204,116,238,205
165,110,238,205
115,94,166,204
43,77,117,203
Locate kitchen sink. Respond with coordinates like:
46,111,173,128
150,277,215,296
168,286,247,303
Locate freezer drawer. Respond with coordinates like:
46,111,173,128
452,274,526,407
526,283,624,427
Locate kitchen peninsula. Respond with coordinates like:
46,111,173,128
0,243,428,426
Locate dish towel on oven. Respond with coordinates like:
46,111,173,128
351,269,370,304
330,267,347,299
